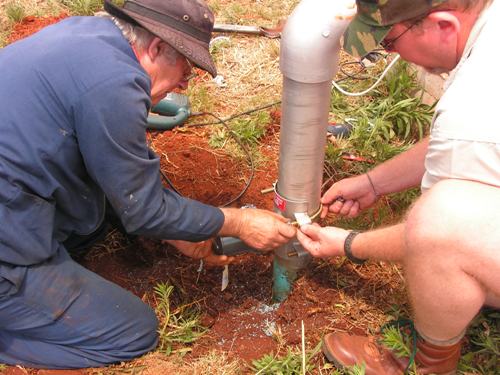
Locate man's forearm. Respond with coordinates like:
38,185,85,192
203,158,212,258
217,208,243,237
369,137,429,196
351,223,405,262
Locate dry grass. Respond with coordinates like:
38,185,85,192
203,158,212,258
0,0,67,46
186,0,300,121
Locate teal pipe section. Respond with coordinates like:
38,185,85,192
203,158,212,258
272,257,293,302
147,93,191,130
147,108,190,130
272,241,311,302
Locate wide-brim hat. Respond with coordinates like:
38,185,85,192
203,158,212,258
104,0,217,77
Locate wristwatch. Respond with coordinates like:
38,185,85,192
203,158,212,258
343,230,367,265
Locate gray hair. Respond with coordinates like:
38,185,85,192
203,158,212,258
96,11,179,64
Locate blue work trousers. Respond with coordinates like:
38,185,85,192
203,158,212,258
0,247,158,369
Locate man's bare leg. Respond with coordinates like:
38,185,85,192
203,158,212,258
404,179,500,342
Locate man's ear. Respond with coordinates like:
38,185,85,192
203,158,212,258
427,11,460,43
146,37,163,62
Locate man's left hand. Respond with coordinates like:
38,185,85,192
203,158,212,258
163,239,234,266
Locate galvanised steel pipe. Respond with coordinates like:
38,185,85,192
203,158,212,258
272,0,354,302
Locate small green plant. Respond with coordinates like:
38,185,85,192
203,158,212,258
208,111,270,162
251,342,321,374
5,1,26,23
330,60,434,146
380,325,418,374
458,309,500,374
59,0,103,16
187,84,215,114
208,127,228,149
0,364,7,371
209,36,231,58
154,282,207,356
231,112,269,146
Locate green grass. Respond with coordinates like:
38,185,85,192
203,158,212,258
58,0,103,15
154,282,207,356
251,342,321,374
5,1,26,23
329,60,434,164
459,309,500,374
187,84,216,115
207,111,271,164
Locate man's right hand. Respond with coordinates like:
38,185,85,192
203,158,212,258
219,207,296,251
321,173,379,218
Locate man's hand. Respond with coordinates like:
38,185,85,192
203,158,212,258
163,239,234,266
219,208,296,251
321,174,378,218
296,223,349,258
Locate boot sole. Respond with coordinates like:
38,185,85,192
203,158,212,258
322,339,348,370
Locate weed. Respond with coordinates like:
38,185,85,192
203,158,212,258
154,282,206,356
251,340,321,374
231,112,269,146
207,111,271,164
5,1,25,23
459,309,500,374
58,0,103,16
380,325,417,374
209,36,231,58
323,363,368,374
208,127,228,149
330,60,434,147
187,84,216,114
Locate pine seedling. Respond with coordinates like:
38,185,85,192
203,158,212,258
380,325,418,374
154,282,207,356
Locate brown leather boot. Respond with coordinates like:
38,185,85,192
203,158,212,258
322,332,462,375
322,332,405,375
415,338,462,375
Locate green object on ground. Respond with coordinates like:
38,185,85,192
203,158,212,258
147,92,191,130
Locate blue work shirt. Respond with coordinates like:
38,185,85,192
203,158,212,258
0,16,224,268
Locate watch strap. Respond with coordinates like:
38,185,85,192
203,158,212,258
343,230,366,265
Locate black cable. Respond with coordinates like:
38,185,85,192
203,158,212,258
159,169,181,195
185,100,281,128
199,112,255,207
339,61,369,80
336,51,388,83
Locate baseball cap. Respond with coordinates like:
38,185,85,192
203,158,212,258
343,0,446,58
104,0,217,77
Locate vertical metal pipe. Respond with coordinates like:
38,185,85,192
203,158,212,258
272,0,354,301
